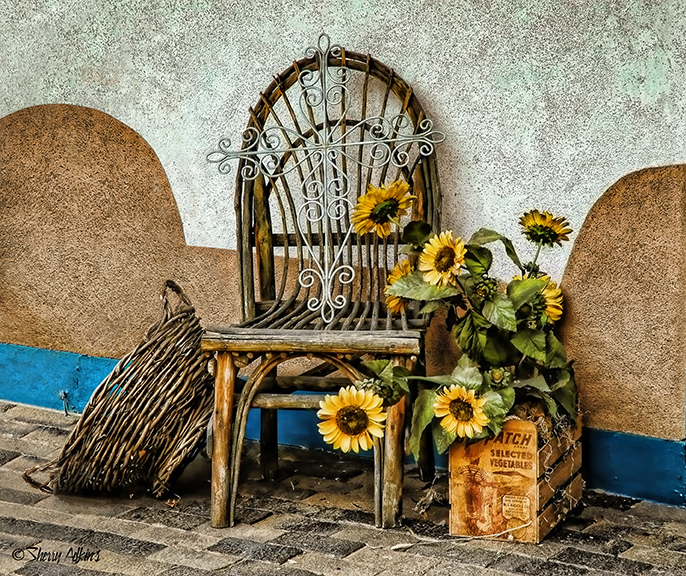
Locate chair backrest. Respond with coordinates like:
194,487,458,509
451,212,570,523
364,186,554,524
212,35,443,331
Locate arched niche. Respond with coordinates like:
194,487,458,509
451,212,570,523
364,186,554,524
560,165,686,440
0,104,239,358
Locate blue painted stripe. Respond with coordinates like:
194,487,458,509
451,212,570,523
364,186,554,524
0,342,118,412
583,427,686,506
2,342,685,506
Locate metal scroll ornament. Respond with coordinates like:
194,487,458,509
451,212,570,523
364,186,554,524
208,34,444,323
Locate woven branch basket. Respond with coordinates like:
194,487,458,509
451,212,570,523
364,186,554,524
24,280,214,497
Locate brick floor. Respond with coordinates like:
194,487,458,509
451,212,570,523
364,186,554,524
1,400,686,575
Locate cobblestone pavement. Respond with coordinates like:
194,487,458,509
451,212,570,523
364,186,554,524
1,401,686,575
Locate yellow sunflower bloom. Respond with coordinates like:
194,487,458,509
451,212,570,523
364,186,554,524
352,180,415,238
541,276,563,323
433,385,490,438
519,209,572,247
513,273,564,324
317,386,387,453
385,260,413,315
418,231,466,286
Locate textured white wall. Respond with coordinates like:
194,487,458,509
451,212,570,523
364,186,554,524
2,0,686,281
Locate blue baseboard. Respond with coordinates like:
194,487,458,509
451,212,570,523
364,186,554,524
0,342,118,412
2,342,685,506
583,427,686,506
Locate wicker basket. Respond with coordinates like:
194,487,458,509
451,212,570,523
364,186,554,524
24,280,214,497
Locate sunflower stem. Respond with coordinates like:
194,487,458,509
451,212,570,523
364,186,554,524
531,241,543,270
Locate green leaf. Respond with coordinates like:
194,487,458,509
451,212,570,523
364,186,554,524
507,277,548,310
482,293,517,331
361,359,394,382
463,245,493,277
511,328,547,362
408,389,438,460
468,228,524,271
514,374,551,393
433,424,457,454
418,300,445,315
402,220,433,247
550,369,577,418
450,358,483,389
387,270,461,301
544,331,568,369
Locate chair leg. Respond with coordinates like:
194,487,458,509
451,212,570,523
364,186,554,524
380,395,406,527
211,353,237,528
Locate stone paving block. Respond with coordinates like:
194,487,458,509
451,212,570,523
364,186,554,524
332,523,423,549
0,434,63,459
131,524,222,549
489,553,592,575
582,491,641,511
149,545,238,571
236,494,319,516
271,531,364,558
314,506,376,526
377,560,516,576
0,529,40,553
191,521,285,544
345,545,440,575
72,530,166,557
551,546,654,575
284,550,379,576
0,515,92,543
208,535,302,564
269,517,340,535
630,501,686,523
237,480,317,502
222,558,319,575
0,418,36,438
36,493,141,519
0,448,21,466
619,543,686,572
0,452,48,472
4,405,79,429
0,486,50,506
545,525,634,555
118,506,208,530
406,540,505,567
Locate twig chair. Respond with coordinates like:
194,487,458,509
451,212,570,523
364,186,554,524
202,34,443,528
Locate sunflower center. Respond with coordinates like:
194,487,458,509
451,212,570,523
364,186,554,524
370,199,399,223
336,406,369,436
449,399,474,422
434,247,456,272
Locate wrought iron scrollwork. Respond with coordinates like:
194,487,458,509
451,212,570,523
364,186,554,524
208,33,445,323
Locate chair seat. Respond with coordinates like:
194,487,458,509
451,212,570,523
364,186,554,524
201,326,422,356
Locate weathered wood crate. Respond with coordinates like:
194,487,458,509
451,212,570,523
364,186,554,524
449,417,582,543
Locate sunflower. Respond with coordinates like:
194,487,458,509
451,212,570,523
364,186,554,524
317,386,387,453
352,180,415,238
433,385,490,438
541,276,563,323
519,209,572,247
513,273,564,324
385,260,413,314
418,231,466,286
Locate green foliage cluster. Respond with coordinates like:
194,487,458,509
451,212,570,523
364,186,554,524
379,215,578,456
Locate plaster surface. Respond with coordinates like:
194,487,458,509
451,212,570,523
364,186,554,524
0,104,239,359
3,0,686,282
561,165,686,441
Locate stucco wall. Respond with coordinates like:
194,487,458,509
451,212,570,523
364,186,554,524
3,0,686,283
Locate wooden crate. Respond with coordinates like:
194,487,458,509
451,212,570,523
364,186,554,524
448,418,582,543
